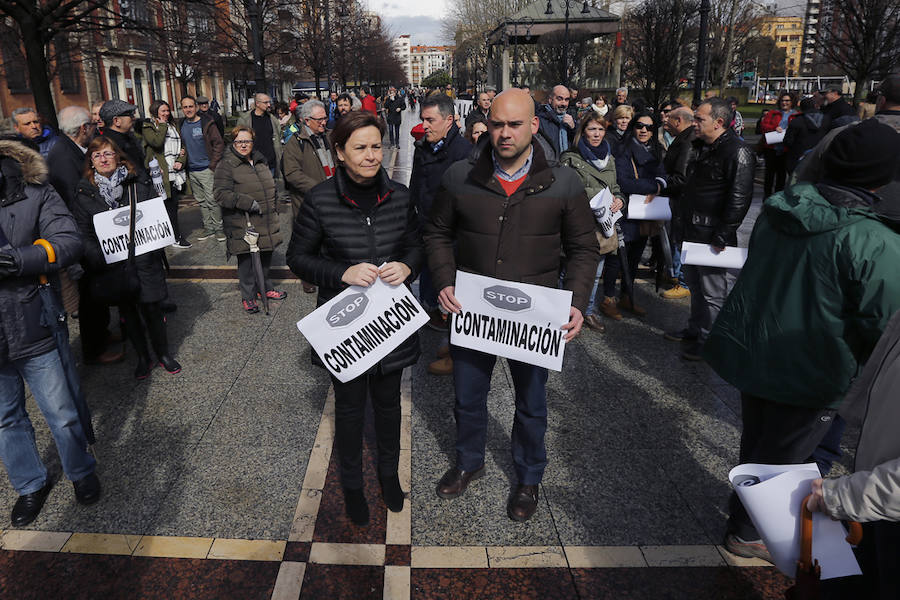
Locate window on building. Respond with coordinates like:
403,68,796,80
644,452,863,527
1,34,29,93
154,70,164,100
119,0,150,24
55,34,80,94
134,69,146,117
109,66,121,100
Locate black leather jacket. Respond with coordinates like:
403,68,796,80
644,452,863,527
681,129,756,247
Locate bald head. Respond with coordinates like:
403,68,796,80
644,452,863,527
549,85,570,115
488,89,539,171
666,106,694,135
493,88,535,119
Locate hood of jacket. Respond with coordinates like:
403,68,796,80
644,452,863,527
803,112,826,130
763,181,879,236
0,139,48,207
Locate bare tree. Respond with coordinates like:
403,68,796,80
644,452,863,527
623,0,699,109
705,0,760,90
818,0,900,101
534,31,596,88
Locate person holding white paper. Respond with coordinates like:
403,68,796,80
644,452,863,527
607,111,668,317
424,89,598,522
703,120,900,562
758,92,797,198
73,136,180,379
560,112,625,332
666,98,755,362
286,111,422,527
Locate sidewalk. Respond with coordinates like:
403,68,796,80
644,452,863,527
0,112,851,599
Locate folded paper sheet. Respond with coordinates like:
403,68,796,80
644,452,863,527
680,242,748,269
728,463,861,579
765,131,786,144
627,195,671,220
589,188,622,238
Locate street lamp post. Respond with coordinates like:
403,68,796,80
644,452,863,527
325,0,332,94
511,17,534,87
544,0,590,84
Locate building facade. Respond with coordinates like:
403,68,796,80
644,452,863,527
758,16,805,77
392,36,413,87
409,45,454,86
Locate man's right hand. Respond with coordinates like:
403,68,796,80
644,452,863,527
438,286,462,314
341,263,379,287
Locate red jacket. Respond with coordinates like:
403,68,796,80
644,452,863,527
760,109,798,148
361,94,377,115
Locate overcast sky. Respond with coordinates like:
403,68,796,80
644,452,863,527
366,0,451,45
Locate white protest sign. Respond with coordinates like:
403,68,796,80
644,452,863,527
92,197,175,264
765,130,786,145
589,188,622,238
296,275,428,383
680,241,748,269
451,271,572,372
729,463,861,579
627,194,671,220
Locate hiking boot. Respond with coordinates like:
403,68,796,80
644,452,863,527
723,533,773,563
598,297,623,321
584,314,606,333
618,295,647,317
242,299,260,314
661,284,691,299
215,233,227,242
260,289,287,300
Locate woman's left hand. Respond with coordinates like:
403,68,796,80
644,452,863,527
611,197,624,213
806,478,833,518
173,161,183,171
379,262,411,286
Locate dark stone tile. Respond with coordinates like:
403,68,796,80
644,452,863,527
0,550,65,600
572,566,782,599
385,544,411,566
301,564,383,599
411,568,578,599
730,566,795,599
122,556,279,599
283,541,311,563
39,552,133,600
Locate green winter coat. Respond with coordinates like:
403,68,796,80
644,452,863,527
704,182,900,409
141,119,190,198
560,144,622,255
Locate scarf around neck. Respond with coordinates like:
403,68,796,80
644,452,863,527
95,165,128,209
578,137,611,171
304,125,335,178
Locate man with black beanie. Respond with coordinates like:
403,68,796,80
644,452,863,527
702,119,900,562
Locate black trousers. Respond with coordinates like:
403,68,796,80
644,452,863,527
728,393,838,540
164,192,182,242
331,369,402,490
119,301,169,360
601,236,648,298
388,122,400,146
77,277,113,360
762,148,787,198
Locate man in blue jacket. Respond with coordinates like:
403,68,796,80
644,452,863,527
0,138,100,527
11,108,58,158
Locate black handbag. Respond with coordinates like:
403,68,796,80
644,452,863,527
89,186,141,305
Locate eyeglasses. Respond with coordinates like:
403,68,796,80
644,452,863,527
307,116,328,122
234,140,253,145
91,151,116,160
633,123,653,131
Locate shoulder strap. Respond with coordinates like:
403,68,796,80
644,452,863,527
127,185,137,263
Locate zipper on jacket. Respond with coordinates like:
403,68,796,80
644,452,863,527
363,212,377,262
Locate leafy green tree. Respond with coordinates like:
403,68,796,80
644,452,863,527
421,69,452,89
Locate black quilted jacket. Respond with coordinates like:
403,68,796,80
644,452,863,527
287,166,423,374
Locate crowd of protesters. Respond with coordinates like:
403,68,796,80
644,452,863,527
2,72,900,598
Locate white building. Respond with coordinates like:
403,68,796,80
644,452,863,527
392,35,413,86
409,45,454,86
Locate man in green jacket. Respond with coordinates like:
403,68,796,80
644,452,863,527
704,119,900,561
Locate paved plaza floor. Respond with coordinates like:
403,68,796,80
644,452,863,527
0,111,854,599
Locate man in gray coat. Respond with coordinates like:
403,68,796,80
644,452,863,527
0,138,100,526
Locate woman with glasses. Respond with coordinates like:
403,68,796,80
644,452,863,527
142,100,191,249
603,111,668,319
560,113,625,333
213,126,285,313
759,91,798,197
73,137,181,379
287,111,421,527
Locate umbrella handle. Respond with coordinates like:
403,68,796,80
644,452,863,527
33,239,56,285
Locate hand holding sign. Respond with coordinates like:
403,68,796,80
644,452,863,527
438,286,462,314
561,306,583,341
342,263,379,286
378,262,410,286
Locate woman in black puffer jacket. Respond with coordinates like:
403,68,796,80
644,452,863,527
73,136,180,379
287,111,421,527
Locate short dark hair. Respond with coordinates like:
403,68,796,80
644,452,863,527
330,110,385,163
799,97,817,112
181,95,196,105
336,93,352,104
420,93,454,119
877,74,900,105
148,100,171,123
700,97,732,125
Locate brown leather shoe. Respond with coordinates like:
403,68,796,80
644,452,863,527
584,314,606,333
436,465,485,499
598,297,623,321
507,484,539,522
84,348,125,365
302,281,317,294
618,294,647,317
427,356,453,376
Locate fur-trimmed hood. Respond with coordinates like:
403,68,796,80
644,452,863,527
0,139,48,185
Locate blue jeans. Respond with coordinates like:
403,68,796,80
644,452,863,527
450,346,549,484
586,256,607,316
0,350,96,495
672,245,687,287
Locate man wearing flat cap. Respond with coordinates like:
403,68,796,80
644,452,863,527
196,95,224,138
99,99,146,174
703,119,900,562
